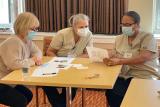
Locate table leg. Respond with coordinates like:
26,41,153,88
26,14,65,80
66,87,72,107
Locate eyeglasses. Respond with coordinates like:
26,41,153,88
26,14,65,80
30,27,39,31
120,23,135,27
78,25,89,29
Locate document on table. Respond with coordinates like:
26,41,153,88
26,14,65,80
86,47,109,62
32,63,59,77
49,57,75,64
32,57,75,77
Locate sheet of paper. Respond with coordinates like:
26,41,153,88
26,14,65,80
50,57,75,64
71,64,83,68
71,64,88,70
31,57,75,77
87,47,109,62
32,63,59,77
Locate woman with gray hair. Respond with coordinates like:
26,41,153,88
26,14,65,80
43,13,93,107
47,13,92,57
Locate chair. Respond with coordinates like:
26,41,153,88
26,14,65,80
43,36,53,56
72,89,108,107
28,86,51,107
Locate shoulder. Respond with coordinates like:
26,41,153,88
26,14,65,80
0,36,22,52
55,27,73,38
139,31,152,37
1,36,21,46
57,27,73,35
115,34,126,42
138,31,154,41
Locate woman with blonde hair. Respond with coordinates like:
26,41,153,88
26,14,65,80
0,12,42,107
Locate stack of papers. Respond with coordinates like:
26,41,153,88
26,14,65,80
87,47,109,62
32,57,75,77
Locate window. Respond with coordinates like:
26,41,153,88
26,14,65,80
0,0,25,32
153,0,160,34
0,0,9,24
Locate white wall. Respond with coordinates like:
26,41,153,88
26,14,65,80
128,0,153,33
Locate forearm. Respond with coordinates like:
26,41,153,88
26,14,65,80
32,50,42,58
46,47,58,57
79,53,89,58
108,50,123,58
119,55,148,65
46,51,57,57
6,58,35,70
31,42,43,58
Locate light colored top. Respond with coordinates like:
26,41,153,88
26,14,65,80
0,36,42,79
121,79,160,107
50,27,93,57
115,31,159,79
0,57,122,89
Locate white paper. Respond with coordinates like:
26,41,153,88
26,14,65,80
76,66,88,69
32,57,75,77
71,64,83,68
32,63,59,77
87,47,109,62
71,64,88,70
50,57,75,64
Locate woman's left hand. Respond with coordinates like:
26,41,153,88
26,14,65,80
103,58,121,66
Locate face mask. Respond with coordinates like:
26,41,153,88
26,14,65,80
122,26,135,36
27,31,36,40
77,27,89,37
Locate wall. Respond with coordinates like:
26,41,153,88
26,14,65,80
0,0,155,50
0,33,115,54
128,0,153,33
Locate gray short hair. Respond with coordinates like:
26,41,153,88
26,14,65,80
68,13,89,26
124,11,140,24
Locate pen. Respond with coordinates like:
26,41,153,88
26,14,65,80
42,73,56,75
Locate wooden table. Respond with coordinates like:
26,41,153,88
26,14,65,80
0,57,122,107
121,79,160,107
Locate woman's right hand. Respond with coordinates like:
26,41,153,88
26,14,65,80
32,56,42,66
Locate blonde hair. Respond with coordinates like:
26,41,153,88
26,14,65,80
68,13,89,27
14,12,39,35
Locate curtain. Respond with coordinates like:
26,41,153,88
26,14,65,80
25,0,128,34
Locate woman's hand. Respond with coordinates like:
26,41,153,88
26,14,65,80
103,58,121,66
32,56,42,66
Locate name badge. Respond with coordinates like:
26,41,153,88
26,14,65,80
124,52,132,58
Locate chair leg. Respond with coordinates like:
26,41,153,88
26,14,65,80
35,86,39,107
43,90,47,104
82,88,86,107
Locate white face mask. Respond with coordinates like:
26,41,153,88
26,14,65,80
77,27,89,37
122,26,135,36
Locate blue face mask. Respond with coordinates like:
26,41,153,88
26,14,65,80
27,31,36,40
122,26,134,36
